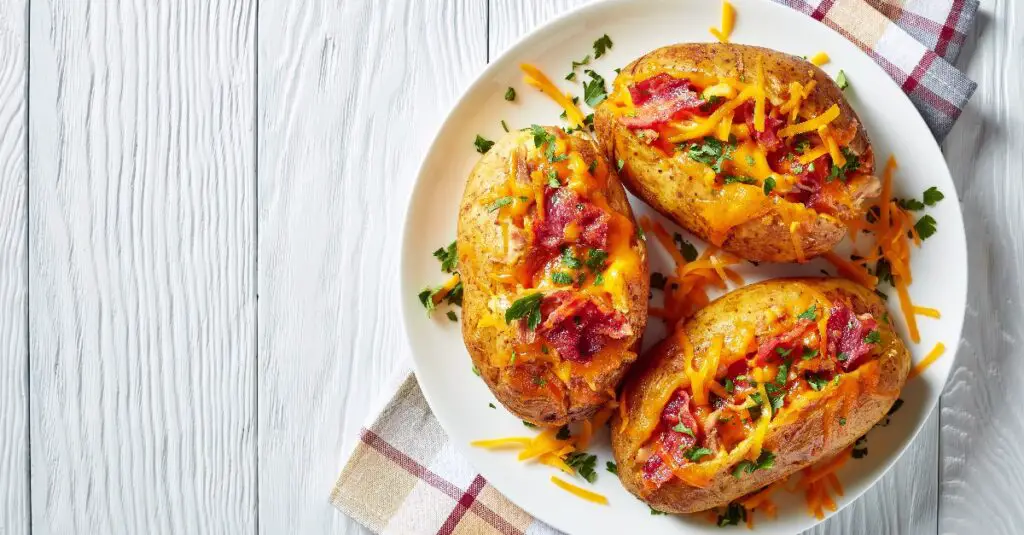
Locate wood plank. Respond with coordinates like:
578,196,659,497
28,1,256,532
490,1,938,533
256,1,486,533
940,0,1024,532
0,0,28,532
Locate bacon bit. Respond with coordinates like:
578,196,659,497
534,291,632,362
622,74,704,129
825,302,878,371
823,252,879,288
908,342,946,380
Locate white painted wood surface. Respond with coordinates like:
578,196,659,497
0,0,1019,533
27,1,255,533
256,1,486,534
0,0,27,532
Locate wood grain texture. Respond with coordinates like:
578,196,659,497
28,1,255,533
489,1,938,534
0,0,27,533
939,1,1024,533
256,1,486,533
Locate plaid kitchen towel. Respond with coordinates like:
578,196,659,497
331,1,978,533
778,0,978,139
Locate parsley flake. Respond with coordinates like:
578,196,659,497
474,134,495,154
505,293,543,330
593,34,613,58
504,86,516,101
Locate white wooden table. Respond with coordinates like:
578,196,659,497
0,0,1020,533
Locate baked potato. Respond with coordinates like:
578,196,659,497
457,126,649,426
594,43,880,263
610,278,909,513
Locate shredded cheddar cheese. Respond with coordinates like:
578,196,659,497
710,1,737,43
778,104,840,138
823,252,879,288
551,476,608,504
913,306,941,319
797,145,829,165
753,57,767,132
470,437,534,449
909,342,946,380
809,52,830,66
431,274,462,305
520,63,587,130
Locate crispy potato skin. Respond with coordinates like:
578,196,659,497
457,128,649,426
595,43,876,263
610,278,910,513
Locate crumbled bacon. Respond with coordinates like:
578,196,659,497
534,187,608,251
785,152,837,213
525,187,609,277
642,390,699,487
755,319,815,364
736,101,785,152
531,291,631,362
826,303,878,371
621,74,704,129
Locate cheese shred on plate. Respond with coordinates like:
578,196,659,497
550,476,609,504
520,63,587,131
710,1,737,43
908,342,946,380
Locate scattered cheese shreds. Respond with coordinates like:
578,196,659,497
909,342,946,380
551,476,609,504
778,104,840,138
809,51,831,66
823,252,879,288
710,1,736,42
913,306,941,319
520,63,586,130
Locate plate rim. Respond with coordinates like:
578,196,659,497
398,0,968,531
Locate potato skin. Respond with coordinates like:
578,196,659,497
595,43,877,263
610,278,910,513
457,128,649,426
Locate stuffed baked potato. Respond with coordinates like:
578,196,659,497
611,278,909,513
595,43,880,263
457,126,649,426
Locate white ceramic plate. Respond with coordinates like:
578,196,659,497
400,0,966,532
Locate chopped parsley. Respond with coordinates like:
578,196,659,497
551,271,574,285
505,293,543,330
683,447,714,462
806,372,828,391
565,452,598,483
724,378,735,393
571,55,591,69
532,376,546,387
762,176,776,195
523,420,538,428
839,417,847,426
474,135,494,154
650,272,668,291
673,233,699,262
802,347,820,360
863,329,881,344
433,241,459,273
555,426,571,440
797,304,818,321
504,86,516,101
723,175,757,185
827,148,860,182
875,258,894,286
593,34,613,58
672,423,695,437
836,70,849,90
547,170,561,188
616,158,624,170
488,402,496,409
914,214,938,240
565,72,576,82
898,197,925,211
561,246,582,269
775,360,791,386
606,461,618,475
472,365,480,376
585,248,609,272
775,347,793,358
717,503,747,527
732,450,775,478
446,310,458,322
487,196,514,212
650,506,668,515
745,154,756,166
837,352,850,362
684,136,735,173
923,186,945,206
500,119,509,132
582,69,608,107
